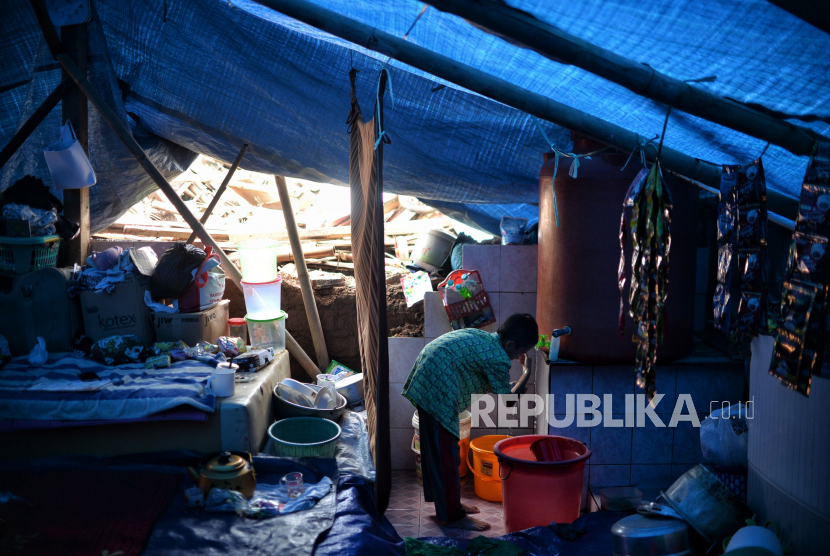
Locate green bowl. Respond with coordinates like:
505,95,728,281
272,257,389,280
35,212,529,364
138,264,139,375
267,417,341,458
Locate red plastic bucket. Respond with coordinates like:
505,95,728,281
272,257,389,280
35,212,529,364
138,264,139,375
494,435,591,532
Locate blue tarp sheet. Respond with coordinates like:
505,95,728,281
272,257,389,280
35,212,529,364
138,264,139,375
1,0,829,234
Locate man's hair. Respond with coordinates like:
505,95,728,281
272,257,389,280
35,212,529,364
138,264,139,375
497,313,538,347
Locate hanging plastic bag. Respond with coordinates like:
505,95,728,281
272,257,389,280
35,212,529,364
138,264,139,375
177,247,226,313
700,403,750,467
27,337,48,366
150,242,206,300
43,121,96,190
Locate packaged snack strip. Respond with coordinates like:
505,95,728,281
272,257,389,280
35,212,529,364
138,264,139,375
738,248,767,291
805,142,830,185
792,232,830,285
217,336,247,357
769,330,804,388
713,167,739,332
795,183,830,236
737,291,766,338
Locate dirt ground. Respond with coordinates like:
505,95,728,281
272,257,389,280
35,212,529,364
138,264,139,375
224,272,424,379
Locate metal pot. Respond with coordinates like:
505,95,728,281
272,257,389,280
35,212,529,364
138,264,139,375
187,451,256,499
273,382,347,422
612,514,692,556
662,465,752,545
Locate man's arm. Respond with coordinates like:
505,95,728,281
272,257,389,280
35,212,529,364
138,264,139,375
506,353,532,408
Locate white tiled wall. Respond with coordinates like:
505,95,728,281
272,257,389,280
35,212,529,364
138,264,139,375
547,361,745,492
387,244,540,469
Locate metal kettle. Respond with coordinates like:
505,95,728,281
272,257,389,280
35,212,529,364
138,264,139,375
187,451,257,499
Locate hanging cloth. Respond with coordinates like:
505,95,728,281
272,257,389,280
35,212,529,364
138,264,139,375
347,67,392,515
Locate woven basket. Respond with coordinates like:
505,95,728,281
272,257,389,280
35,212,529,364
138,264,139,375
267,417,341,458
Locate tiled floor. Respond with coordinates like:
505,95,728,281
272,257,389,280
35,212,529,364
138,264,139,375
386,469,507,539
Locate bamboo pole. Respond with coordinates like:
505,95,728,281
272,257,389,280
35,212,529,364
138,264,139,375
425,0,827,159
275,175,331,372
186,143,248,244
34,24,320,379
252,0,800,219
0,78,73,169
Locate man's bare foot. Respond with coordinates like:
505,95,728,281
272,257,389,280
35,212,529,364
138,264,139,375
462,503,480,514
435,515,490,531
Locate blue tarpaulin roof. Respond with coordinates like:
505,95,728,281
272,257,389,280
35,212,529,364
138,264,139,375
1,0,829,234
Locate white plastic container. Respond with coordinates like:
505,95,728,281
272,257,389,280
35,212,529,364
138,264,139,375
237,239,279,283
242,277,282,319
245,311,287,352
412,410,472,485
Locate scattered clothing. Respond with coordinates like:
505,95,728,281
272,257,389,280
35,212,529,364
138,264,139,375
405,535,527,556
1,175,63,212
1,203,57,236
403,329,511,438
417,405,465,523
68,248,137,297
91,245,123,271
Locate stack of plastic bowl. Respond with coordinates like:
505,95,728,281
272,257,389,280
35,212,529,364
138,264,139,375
237,239,286,352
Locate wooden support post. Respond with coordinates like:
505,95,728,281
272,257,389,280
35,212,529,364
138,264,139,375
426,0,827,158
252,0,801,219
32,19,321,378
186,143,248,244
61,23,90,265
0,78,73,169
275,175,331,372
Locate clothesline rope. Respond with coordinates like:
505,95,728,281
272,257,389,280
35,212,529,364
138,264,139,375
531,115,610,227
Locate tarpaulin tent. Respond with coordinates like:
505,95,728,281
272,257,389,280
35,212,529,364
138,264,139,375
3,0,828,234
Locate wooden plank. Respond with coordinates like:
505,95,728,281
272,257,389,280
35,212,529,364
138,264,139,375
61,23,90,265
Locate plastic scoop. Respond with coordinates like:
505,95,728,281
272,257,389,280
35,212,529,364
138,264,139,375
530,437,567,462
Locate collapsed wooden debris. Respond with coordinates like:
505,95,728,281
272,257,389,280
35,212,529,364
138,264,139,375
99,155,462,276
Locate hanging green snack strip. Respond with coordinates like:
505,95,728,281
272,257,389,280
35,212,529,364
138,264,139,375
619,164,672,399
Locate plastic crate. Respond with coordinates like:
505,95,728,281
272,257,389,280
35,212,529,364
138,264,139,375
438,269,496,329
0,235,61,277
711,464,748,502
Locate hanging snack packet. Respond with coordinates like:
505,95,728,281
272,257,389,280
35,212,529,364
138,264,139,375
737,204,766,248
738,249,767,291
735,161,767,206
777,280,818,338
713,167,739,332
805,143,830,185
792,232,829,285
796,184,830,237
737,291,765,337
769,331,804,387
797,349,817,395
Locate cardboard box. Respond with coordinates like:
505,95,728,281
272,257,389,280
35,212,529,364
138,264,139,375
152,300,230,346
80,274,155,344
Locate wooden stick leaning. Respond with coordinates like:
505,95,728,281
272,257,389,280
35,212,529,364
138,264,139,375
186,143,249,244
275,175,331,372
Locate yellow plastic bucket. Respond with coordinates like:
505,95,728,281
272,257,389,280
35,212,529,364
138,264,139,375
468,435,509,502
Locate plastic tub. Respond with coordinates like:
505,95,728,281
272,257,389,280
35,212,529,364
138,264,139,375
245,311,286,351
241,277,282,319
412,410,472,485
410,229,456,272
267,417,341,457
494,435,591,531
467,435,510,502
237,239,279,283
